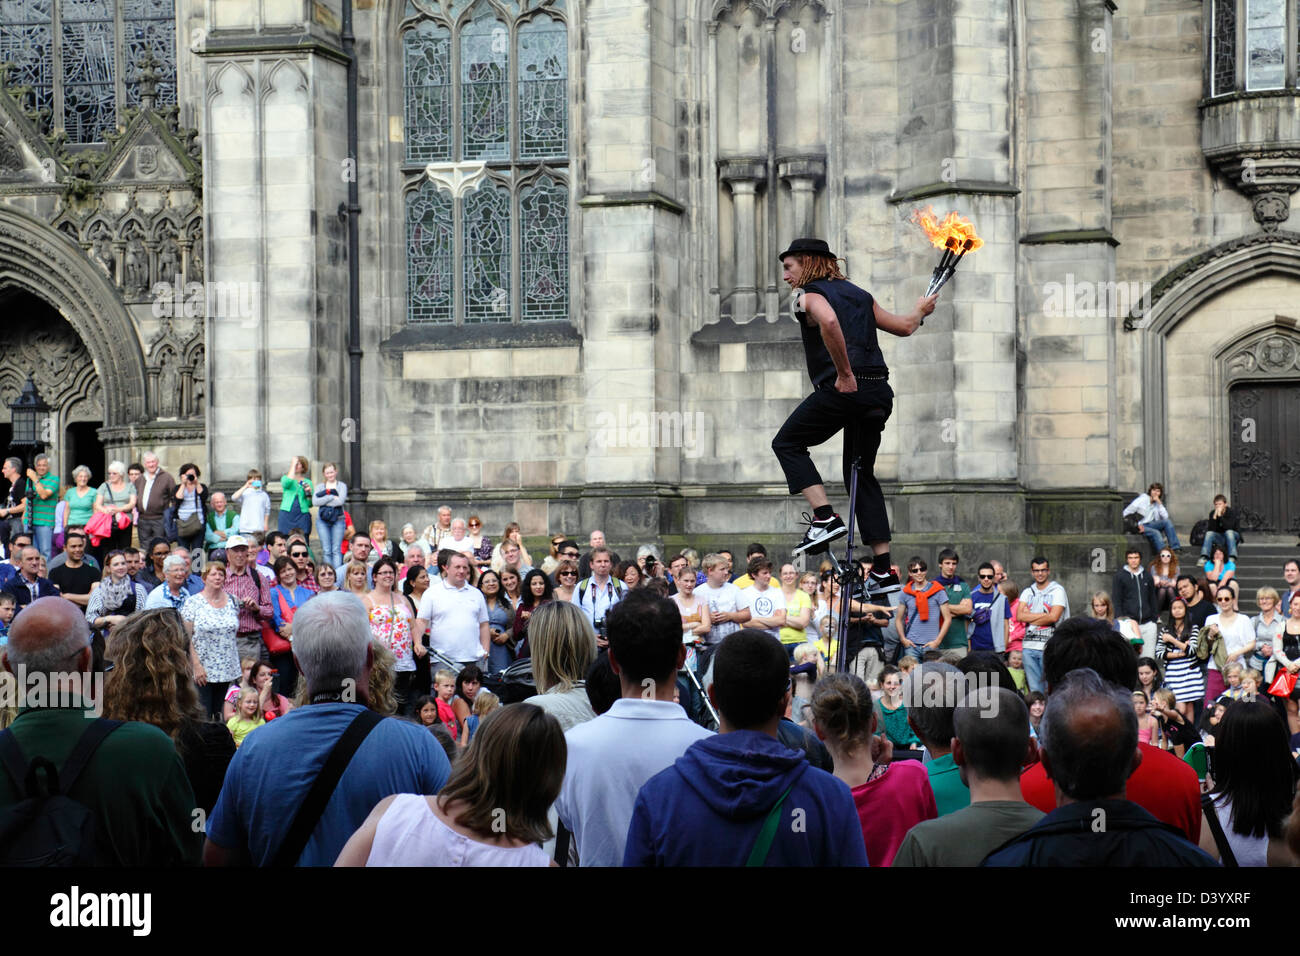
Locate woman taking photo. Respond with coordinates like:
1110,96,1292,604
171,462,208,555
513,568,554,660
103,610,236,813
1150,548,1179,614
336,704,564,867
522,601,597,731
85,550,149,651
181,562,241,718
314,462,348,569
92,461,136,561
1155,597,1203,721
269,555,312,695
1197,701,1298,866
362,556,419,712
1202,588,1256,706
478,569,514,673
64,465,97,531
278,456,314,537
1272,593,1300,734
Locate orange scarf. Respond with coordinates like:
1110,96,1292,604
903,580,945,622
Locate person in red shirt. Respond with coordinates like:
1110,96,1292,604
1019,616,1201,843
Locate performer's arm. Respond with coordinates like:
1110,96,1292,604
873,295,937,337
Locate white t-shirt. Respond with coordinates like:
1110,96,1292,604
695,581,744,645
1018,581,1070,648
1205,612,1255,672
237,490,271,533
741,584,787,639
366,794,550,867
417,578,489,663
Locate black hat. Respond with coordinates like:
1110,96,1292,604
778,237,837,261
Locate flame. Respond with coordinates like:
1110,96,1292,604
910,206,984,253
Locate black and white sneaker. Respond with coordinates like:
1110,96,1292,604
792,512,848,556
865,568,902,608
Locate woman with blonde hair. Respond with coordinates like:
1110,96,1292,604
522,601,597,731
103,609,236,812
277,455,314,538
337,704,564,867
343,560,370,596
368,519,398,562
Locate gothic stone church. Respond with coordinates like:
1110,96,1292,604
0,0,1297,593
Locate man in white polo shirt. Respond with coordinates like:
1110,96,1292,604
414,552,489,668
555,589,712,866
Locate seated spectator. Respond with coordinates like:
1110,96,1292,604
1020,616,1203,842
905,661,970,815
624,629,867,866
227,689,265,748
316,563,338,593
811,672,936,866
1005,649,1028,695
893,688,1043,866
451,663,485,747
1200,494,1241,563
441,519,476,557
103,609,236,815
523,601,597,731
1133,690,1160,746
0,597,202,864
1123,481,1181,556
1136,656,1162,702
203,592,452,866
985,668,1217,866
205,491,238,555
555,590,713,866
1149,548,1179,615
465,689,499,742
336,704,563,867
1150,688,1198,757
1026,691,1046,737
1202,544,1236,598
3,544,59,611
0,592,14,647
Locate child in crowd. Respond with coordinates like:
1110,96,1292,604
872,665,920,750
415,695,441,732
896,655,919,679
223,657,259,719
1005,648,1028,695
1001,580,1024,652
1026,691,1046,738
466,690,500,742
1132,690,1159,746
1151,688,1198,757
0,592,15,648
791,642,823,728
433,669,461,741
233,469,272,536
811,672,936,868
227,688,265,748
1199,697,1231,746
1241,669,1262,701
1222,663,1247,700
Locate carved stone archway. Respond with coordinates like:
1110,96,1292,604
0,205,148,428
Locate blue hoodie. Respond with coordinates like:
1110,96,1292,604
623,729,868,866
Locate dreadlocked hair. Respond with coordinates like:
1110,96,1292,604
793,254,847,284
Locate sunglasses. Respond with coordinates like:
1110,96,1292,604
1216,596,1233,603
470,523,481,528
908,567,924,573
978,573,994,579
559,571,577,577
291,551,308,558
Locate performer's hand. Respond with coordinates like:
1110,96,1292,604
916,294,938,318
834,373,858,394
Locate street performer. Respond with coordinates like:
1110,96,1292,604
773,237,936,603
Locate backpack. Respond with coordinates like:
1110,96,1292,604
0,719,123,865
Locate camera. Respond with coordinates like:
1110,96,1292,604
644,555,657,571
594,618,608,641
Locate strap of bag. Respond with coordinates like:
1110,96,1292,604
1201,792,1238,867
554,819,572,866
745,783,795,867
0,719,122,797
271,708,383,867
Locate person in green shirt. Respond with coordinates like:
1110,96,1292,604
0,597,202,865
936,549,972,657
278,456,314,538
24,455,61,561
904,660,972,816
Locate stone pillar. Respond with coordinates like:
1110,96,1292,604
719,159,766,322
779,157,824,240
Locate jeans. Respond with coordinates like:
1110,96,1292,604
318,516,347,569
1200,529,1239,559
1140,519,1181,553
772,380,894,544
31,524,53,561
1023,646,1046,693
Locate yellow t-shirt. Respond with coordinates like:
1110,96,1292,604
733,573,754,590
779,590,814,645
227,714,265,747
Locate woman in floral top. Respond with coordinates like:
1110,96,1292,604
182,562,241,718
364,556,418,713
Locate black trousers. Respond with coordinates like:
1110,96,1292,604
771,380,894,544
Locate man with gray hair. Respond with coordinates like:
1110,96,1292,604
893,688,1043,866
904,660,970,816
983,668,1217,866
132,452,175,548
0,597,201,864
25,453,60,560
205,591,451,866
2,545,59,611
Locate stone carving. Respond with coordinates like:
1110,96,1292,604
0,134,22,176
87,222,116,279
136,144,159,177
1224,331,1300,377
124,236,149,296
146,317,205,420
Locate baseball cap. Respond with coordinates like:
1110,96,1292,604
226,534,250,549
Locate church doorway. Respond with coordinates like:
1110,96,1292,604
1229,381,1300,533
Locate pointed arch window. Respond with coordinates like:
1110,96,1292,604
0,0,177,144
402,0,569,325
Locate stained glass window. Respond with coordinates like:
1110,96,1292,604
518,14,566,159
404,19,452,163
0,0,177,143
402,0,569,325
1246,0,1286,90
1212,0,1238,96
407,181,455,324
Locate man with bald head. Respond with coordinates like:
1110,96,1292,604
0,597,201,864
983,668,1216,867
3,545,59,611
